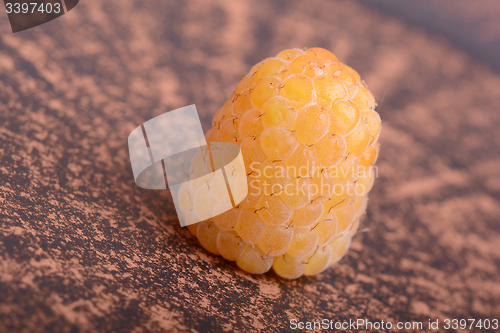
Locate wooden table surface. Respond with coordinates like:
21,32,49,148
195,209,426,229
1,0,499,332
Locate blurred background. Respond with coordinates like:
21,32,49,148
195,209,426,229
360,0,500,72
0,0,499,331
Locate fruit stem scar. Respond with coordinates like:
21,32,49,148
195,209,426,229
219,113,226,122
202,148,210,165
267,244,273,256
269,185,284,196
310,218,330,231
311,196,323,203
302,246,319,264
272,151,283,163
263,209,278,224
247,132,258,140
328,198,346,212
354,227,370,236
248,163,259,175
327,234,343,246
254,202,269,213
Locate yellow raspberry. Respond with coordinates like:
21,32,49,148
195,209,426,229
182,47,381,279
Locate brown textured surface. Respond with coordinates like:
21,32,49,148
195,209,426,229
0,0,499,332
